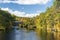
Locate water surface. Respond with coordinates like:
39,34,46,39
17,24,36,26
0,27,60,40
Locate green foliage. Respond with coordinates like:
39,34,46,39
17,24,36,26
15,17,35,30
35,0,60,31
0,10,15,29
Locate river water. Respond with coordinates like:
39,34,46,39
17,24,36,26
0,26,60,40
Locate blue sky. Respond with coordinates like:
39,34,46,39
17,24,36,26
0,0,54,17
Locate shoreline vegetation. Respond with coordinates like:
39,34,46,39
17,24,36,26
0,0,60,32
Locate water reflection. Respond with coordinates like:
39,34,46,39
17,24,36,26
37,30,60,40
5,29,38,40
0,29,60,40
54,32,60,40
0,31,5,40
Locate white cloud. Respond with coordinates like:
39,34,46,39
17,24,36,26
1,8,41,17
0,0,51,5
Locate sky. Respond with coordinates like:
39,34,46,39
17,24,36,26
0,0,54,17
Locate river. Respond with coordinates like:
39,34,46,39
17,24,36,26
0,26,60,40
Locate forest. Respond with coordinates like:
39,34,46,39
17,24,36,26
0,0,60,32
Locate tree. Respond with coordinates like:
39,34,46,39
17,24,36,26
0,10,15,29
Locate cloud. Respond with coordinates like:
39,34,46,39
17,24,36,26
1,8,41,17
0,0,51,5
